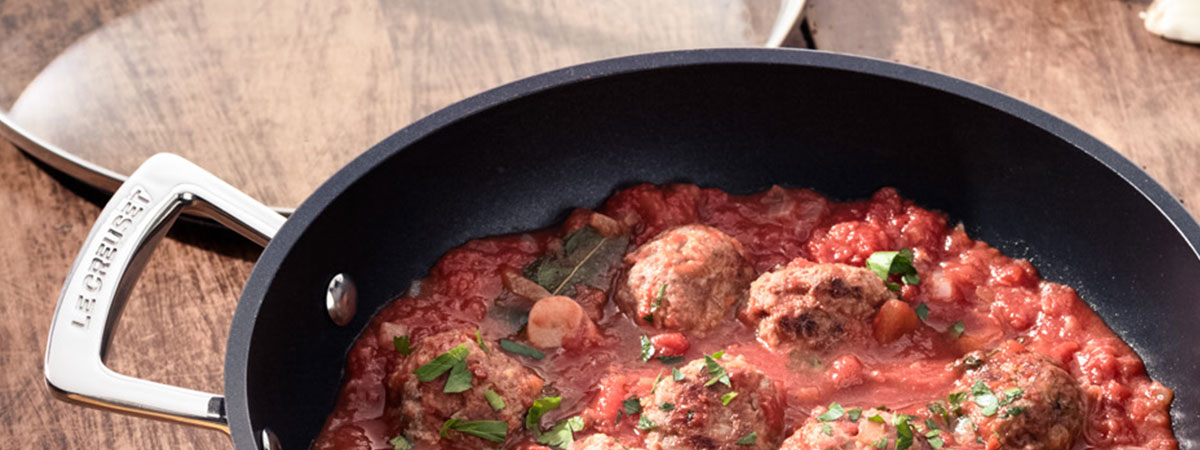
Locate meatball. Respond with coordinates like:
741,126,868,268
782,408,931,450
949,345,1085,450
387,330,544,447
570,433,648,450
639,355,785,450
617,225,756,336
740,260,891,350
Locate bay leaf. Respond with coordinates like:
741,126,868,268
522,226,629,297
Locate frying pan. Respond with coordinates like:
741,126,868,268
43,49,1200,449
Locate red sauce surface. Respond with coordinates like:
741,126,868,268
313,185,1177,450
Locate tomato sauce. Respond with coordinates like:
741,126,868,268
313,185,1177,450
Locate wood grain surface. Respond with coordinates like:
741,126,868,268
806,0,1200,211
1,0,1198,449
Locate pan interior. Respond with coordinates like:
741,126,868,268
229,51,1200,449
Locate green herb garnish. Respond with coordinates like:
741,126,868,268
485,390,506,411
915,303,930,320
623,396,642,415
672,368,684,381
821,423,833,436
894,414,916,450
393,335,412,355
644,284,667,322
867,248,920,291
817,402,845,421
971,380,999,416
637,415,656,431
660,402,675,411
389,434,412,450
525,396,562,430
413,343,470,382
949,321,965,339
475,330,489,353
721,392,739,405
443,360,472,393
640,335,656,362
536,416,585,448
848,407,863,421
500,339,545,360
1000,387,1024,405
736,432,758,445
439,418,507,443
703,351,731,387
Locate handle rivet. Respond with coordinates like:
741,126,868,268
261,428,282,450
326,273,357,326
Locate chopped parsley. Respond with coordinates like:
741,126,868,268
970,380,1000,416
1002,406,1027,418
660,402,675,411
925,418,939,431
872,436,889,449
388,434,412,450
475,330,489,353
817,402,846,421
637,415,656,431
893,414,916,450
623,396,642,415
439,418,507,443
413,343,470,382
443,360,473,393
499,339,545,360
650,371,665,393
848,407,863,421
736,431,758,446
721,392,739,405
672,368,684,381
657,355,685,365
868,414,886,423
644,284,668,322
928,401,952,424
866,248,920,291
703,351,731,387
947,391,968,407
915,302,930,320
821,423,833,436
949,321,965,339
536,416,585,448
640,335,656,362
393,335,412,354
484,390,506,411
1000,387,1025,405
525,396,562,430
927,430,945,449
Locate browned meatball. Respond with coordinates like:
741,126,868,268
617,225,756,336
948,345,1085,450
386,330,544,448
782,408,931,450
740,260,891,350
638,355,785,450
570,433,648,450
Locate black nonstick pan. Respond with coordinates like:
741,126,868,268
43,49,1199,449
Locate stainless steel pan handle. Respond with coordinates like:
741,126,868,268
43,153,286,431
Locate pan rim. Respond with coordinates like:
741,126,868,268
225,47,1200,448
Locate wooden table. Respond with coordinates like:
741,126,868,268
0,0,1196,448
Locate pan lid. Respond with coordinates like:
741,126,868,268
0,0,806,213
